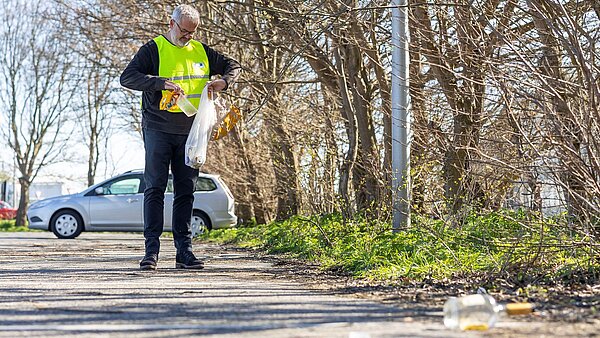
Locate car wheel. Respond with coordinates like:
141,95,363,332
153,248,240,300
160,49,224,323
51,210,84,239
191,211,211,237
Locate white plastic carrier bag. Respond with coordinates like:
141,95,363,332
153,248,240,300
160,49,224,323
185,85,217,169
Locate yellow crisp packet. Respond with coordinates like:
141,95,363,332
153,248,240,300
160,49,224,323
212,105,242,140
159,91,180,111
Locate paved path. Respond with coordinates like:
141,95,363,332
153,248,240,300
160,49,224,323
0,232,553,337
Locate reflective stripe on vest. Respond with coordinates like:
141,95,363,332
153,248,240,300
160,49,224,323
154,35,210,113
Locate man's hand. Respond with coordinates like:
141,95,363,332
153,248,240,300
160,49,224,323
164,80,184,94
206,79,227,96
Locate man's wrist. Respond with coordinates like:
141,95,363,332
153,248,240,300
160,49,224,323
158,78,167,91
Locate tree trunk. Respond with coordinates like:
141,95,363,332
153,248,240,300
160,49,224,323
528,0,587,220
87,129,98,187
230,126,269,225
412,4,486,213
333,46,358,217
347,52,379,210
15,177,30,227
407,11,428,213
265,94,299,221
323,106,338,214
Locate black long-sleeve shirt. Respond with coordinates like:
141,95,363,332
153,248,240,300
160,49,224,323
120,36,241,135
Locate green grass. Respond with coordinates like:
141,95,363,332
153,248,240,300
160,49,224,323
201,211,600,284
0,219,36,232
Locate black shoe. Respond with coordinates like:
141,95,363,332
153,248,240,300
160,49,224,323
140,253,158,270
176,251,204,269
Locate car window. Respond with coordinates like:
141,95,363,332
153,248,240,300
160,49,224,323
163,177,216,193
102,177,141,195
166,178,174,193
196,177,217,191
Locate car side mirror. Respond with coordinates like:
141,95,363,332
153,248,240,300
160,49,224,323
95,187,104,195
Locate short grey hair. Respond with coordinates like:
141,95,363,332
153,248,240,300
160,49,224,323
172,4,199,23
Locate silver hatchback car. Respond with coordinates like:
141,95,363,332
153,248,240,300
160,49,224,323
27,170,237,239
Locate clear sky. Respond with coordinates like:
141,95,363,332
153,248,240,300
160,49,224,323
17,131,146,194
0,122,145,207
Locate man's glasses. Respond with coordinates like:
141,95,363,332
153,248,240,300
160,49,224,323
173,20,196,37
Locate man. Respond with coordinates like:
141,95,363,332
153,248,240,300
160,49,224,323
120,4,241,270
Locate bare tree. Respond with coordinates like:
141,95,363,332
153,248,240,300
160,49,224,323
0,0,77,226
520,0,600,226
80,61,114,186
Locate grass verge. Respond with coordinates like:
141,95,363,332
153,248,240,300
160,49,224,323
202,211,600,285
0,220,35,232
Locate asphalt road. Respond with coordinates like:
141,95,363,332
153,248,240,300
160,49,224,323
0,232,566,337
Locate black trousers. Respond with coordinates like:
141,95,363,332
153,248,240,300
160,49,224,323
142,128,198,256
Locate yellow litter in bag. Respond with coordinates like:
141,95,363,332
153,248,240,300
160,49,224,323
212,105,242,140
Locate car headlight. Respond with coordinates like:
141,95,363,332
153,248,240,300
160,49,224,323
29,200,52,210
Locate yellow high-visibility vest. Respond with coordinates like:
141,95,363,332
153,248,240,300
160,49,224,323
154,35,210,113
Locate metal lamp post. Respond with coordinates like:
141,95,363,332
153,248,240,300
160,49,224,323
391,0,411,230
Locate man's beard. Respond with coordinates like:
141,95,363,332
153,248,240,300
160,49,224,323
174,36,191,47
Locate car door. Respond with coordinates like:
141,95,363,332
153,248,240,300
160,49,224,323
88,175,144,229
163,176,213,231
192,176,218,211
